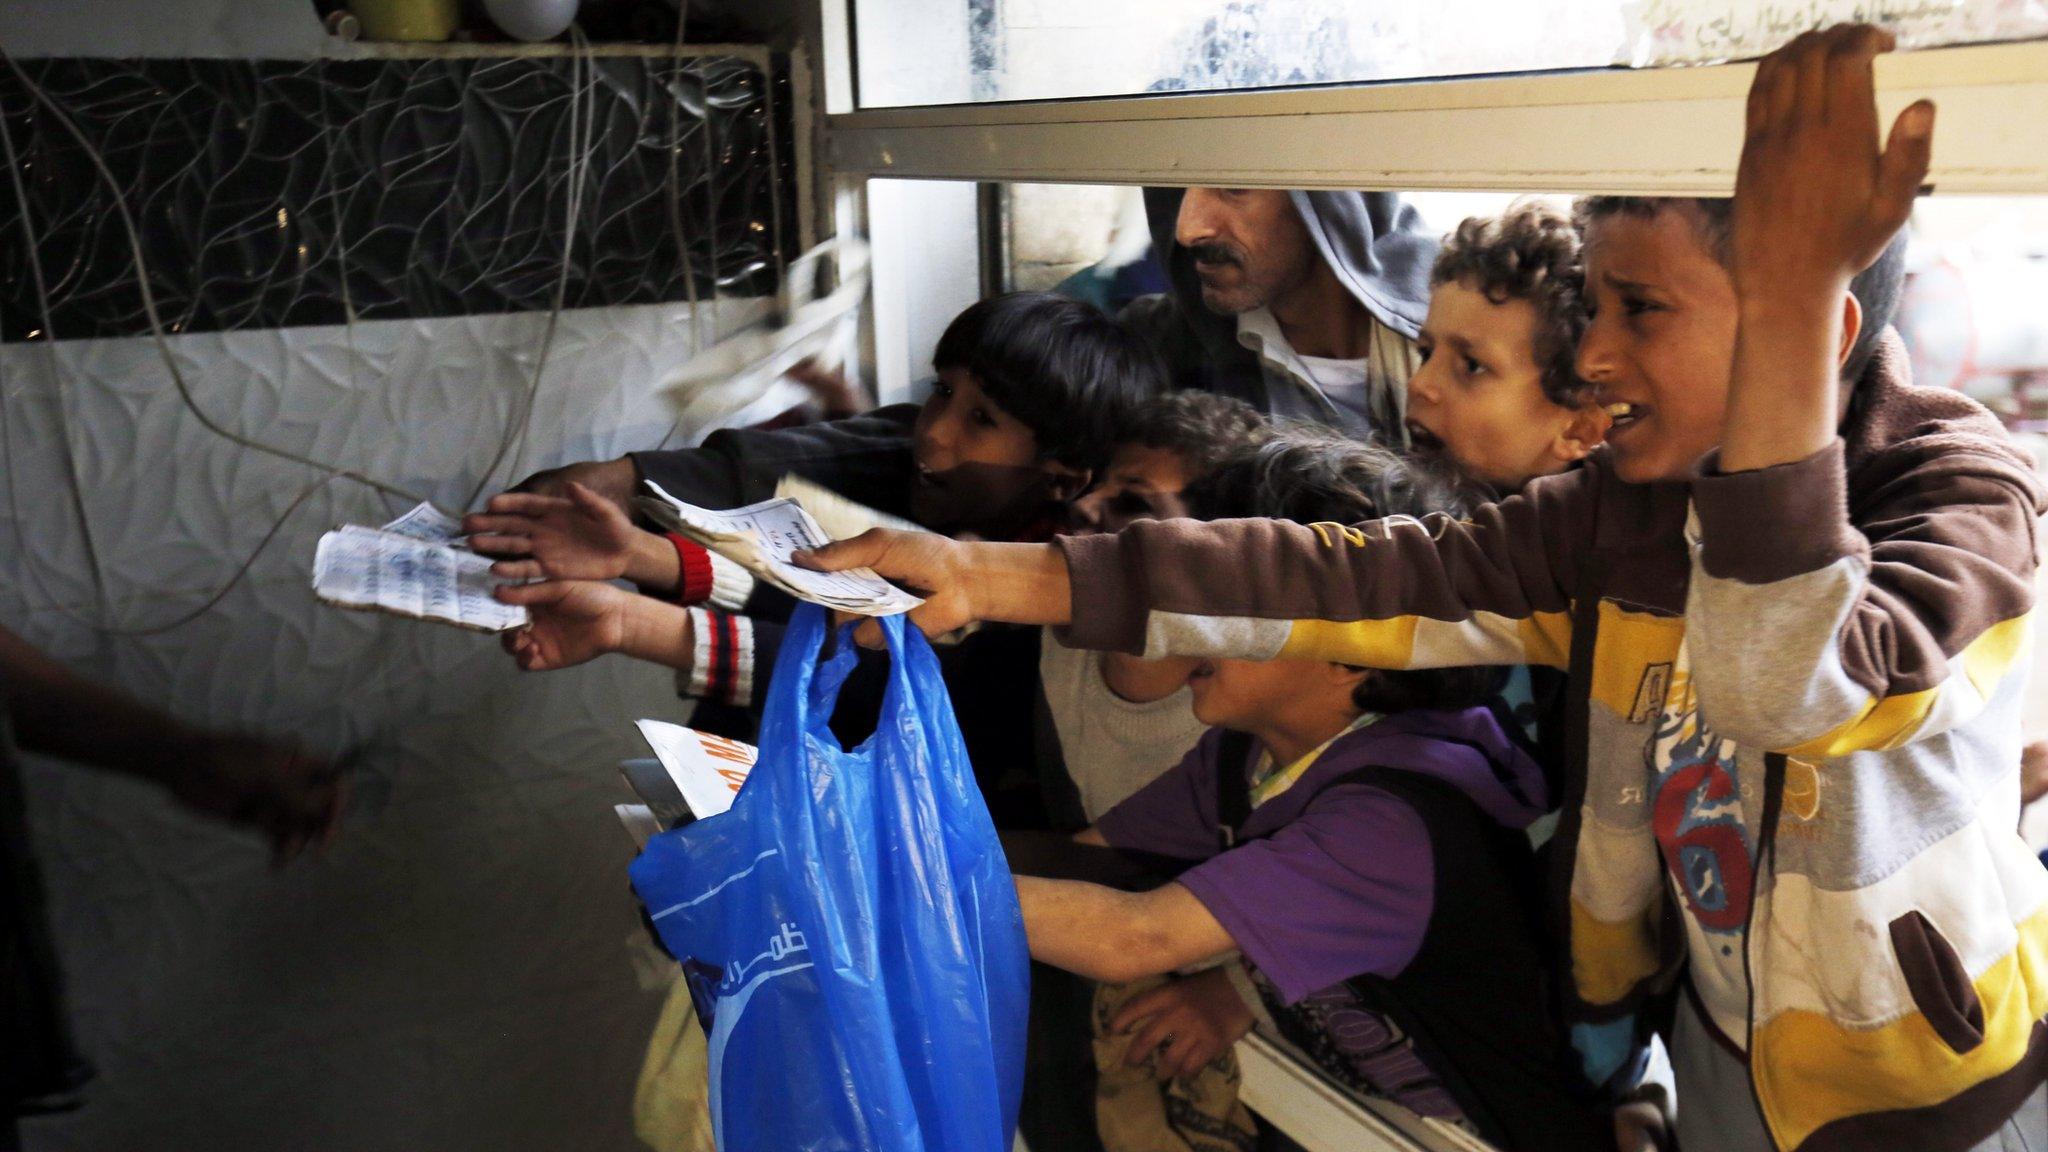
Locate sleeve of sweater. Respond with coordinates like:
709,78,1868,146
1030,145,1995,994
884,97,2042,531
675,608,772,710
1054,464,1597,672
1687,434,2043,757
661,535,757,610
628,405,921,519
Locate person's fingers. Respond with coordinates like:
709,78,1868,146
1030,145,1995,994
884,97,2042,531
1744,36,1776,130
1171,1037,1216,1082
1755,33,1801,127
1112,989,1170,1035
1124,1008,1178,1065
792,528,894,573
489,559,545,581
566,481,619,524
1792,28,1835,126
468,534,535,558
495,580,577,606
1876,100,1935,237
2021,739,2048,805
1821,24,1886,134
1157,1032,1202,1083
483,492,572,517
852,617,886,649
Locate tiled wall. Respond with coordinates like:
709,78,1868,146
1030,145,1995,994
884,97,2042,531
3,45,796,1152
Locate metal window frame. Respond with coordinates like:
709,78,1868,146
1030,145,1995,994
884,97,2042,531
823,39,2048,195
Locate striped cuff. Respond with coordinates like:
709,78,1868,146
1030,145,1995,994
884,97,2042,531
669,534,715,604
705,551,757,612
678,606,755,708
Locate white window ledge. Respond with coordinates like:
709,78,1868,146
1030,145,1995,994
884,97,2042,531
824,40,2048,195
1237,1030,1503,1152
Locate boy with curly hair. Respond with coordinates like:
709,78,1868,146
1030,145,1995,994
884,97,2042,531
1406,199,1608,491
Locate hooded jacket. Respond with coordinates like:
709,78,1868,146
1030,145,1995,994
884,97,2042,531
1055,331,2048,1151
1116,188,1438,438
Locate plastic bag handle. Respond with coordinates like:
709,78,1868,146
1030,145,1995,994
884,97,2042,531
777,605,931,745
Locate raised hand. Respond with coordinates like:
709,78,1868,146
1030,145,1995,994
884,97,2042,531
1721,24,1933,474
464,482,653,583
1732,24,1932,303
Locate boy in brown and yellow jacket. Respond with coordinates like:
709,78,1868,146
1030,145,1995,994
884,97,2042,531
805,28,2048,1152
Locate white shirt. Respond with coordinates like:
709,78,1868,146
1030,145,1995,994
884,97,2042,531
1233,306,1419,436
1039,636,1210,822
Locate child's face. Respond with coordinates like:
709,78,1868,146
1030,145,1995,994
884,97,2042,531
1577,206,1741,484
1184,656,1360,735
910,367,1067,534
1407,282,1607,489
1066,444,1195,535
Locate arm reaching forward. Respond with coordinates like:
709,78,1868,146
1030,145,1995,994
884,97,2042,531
1013,875,1236,985
800,468,1593,671
795,531,1074,642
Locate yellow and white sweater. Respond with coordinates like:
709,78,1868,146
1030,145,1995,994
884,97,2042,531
1056,336,2048,1151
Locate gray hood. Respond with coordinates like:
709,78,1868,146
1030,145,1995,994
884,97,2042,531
1132,188,1438,438
1143,188,1438,342
1287,190,1437,339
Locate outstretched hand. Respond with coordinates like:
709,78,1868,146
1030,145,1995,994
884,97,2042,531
1732,24,1932,303
795,528,985,646
165,733,345,867
506,457,639,507
464,482,648,583
495,580,640,672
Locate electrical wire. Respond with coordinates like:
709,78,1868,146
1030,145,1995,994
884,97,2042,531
0,24,741,634
651,0,703,453
463,23,598,508
0,48,434,636
0,48,426,509
0,87,115,624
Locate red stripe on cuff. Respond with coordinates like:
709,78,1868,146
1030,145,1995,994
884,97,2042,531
703,608,727,698
670,534,714,604
716,612,740,705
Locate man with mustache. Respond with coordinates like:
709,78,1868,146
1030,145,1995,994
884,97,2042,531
1120,188,1439,439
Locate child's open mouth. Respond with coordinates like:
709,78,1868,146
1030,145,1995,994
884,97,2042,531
1602,400,1646,438
1186,660,1215,685
913,462,945,489
1404,421,1445,452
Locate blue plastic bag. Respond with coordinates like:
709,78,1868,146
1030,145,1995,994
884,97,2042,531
629,605,1029,1152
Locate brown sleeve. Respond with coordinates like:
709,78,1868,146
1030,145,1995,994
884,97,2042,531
1689,439,2043,755
1054,466,1596,669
